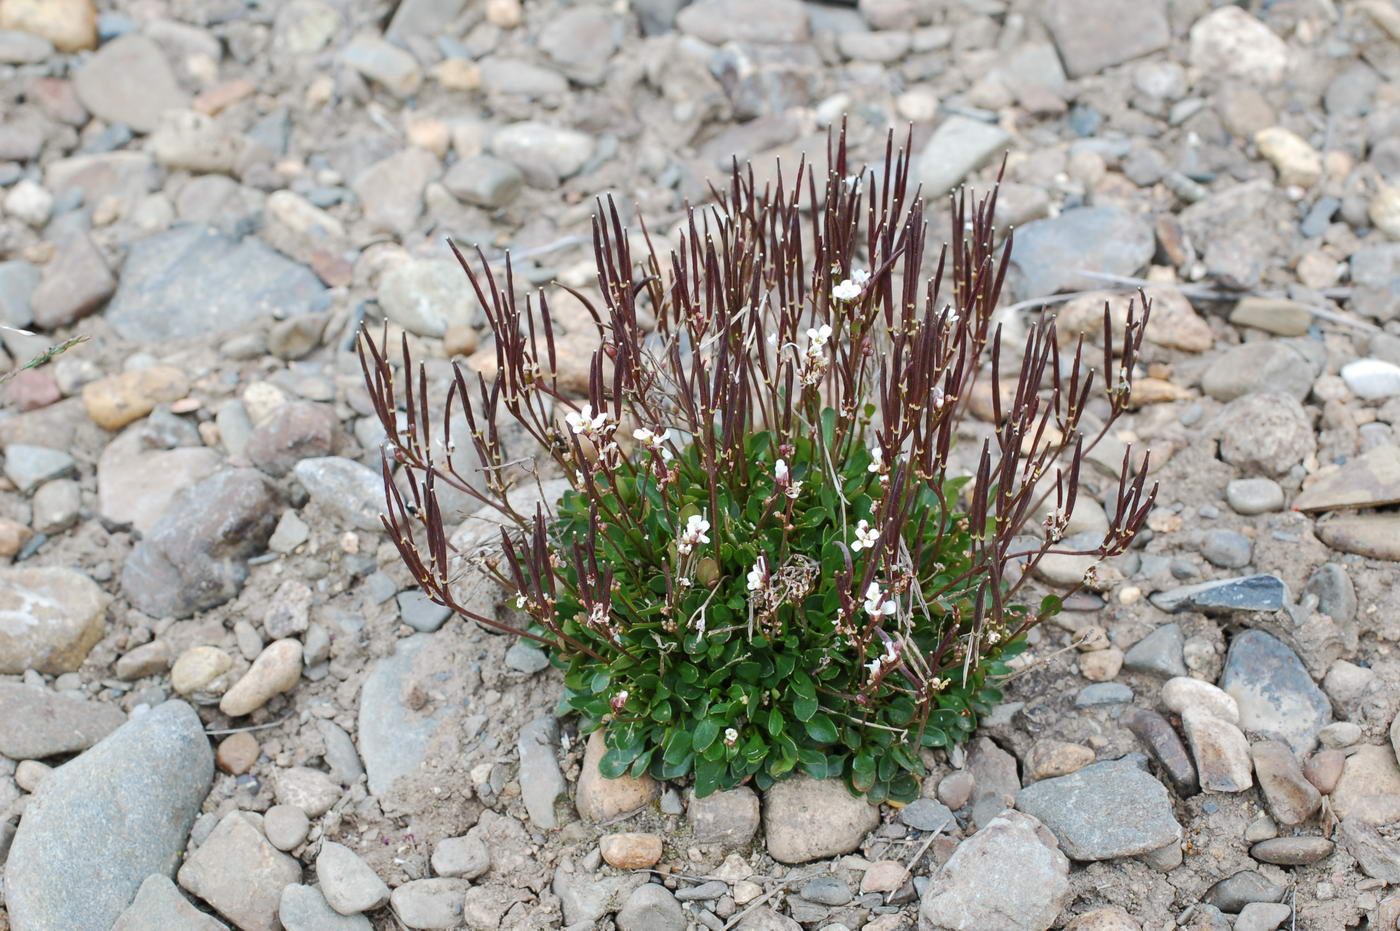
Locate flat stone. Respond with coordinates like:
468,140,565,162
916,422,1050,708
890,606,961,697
1251,740,1320,825
389,878,467,930
1200,530,1252,569
112,874,229,931
317,841,389,915
122,469,280,619
1162,677,1239,723
600,832,664,870
1316,513,1400,561
1343,359,1400,399
97,424,222,534
245,402,337,478
1015,757,1182,860
1293,444,1400,512
916,116,1012,198
317,720,364,786
919,810,1069,931
1338,817,1400,882
616,883,685,931
357,634,456,799
279,884,370,931
29,230,116,329
763,774,879,864
378,258,480,339
430,834,490,880
674,0,809,44
0,682,125,759
1226,478,1285,515
351,147,439,235
1043,0,1167,77
1189,7,1290,87
1304,564,1356,626
687,785,760,847
1201,870,1285,913
4,444,75,493
1234,902,1293,931
517,716,567,829
275,766,340,818
442,154,523,209
553,867,648,926
1249,836,1333,866
504,641,549,674
263,805,309,852
1330,745,1400,823
83,366,191,432
491,121,594,187
1075,682,1133,706
1228,297,1313,337
899,797,955,832
178,811,302,931
341,33,422,96
1150,575,1287,614
293,457,383,532
1220,630,1332,755
74,33,188,132
1212,392,1316,476
1123,707,1198,796
0,566,110,675
1025,740,1096,782
1181,707,1253,792
5,701,213,930
1007,207,1154,301
21,478,73,532
106,225,325,344
1122,623,1187,677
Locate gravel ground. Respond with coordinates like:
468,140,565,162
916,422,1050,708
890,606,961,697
2,0,1400,929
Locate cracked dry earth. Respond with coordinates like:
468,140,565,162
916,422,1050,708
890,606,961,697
3,0,1400,929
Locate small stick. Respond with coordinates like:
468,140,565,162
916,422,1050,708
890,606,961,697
204,715,294,736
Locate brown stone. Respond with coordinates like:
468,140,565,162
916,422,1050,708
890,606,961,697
1065,906,1142,931
575,729,659,822
1330,745,1400,823
599,832,663,869
216,731,259,775
1315,514,1400,562
0,0,96,52
1250,740,1320,825
1025,740,1096,782
1249,835,1334,866
1303,749,1345,794
82,367,190,431
1292,444,1400,512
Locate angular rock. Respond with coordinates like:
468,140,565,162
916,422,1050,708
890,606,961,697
293,457,383,532
1150,575,1287,615
73,34,188,132
1293,444,1400,512
1162,677,1239,723
3,444,74,493
1007,207,1154,301
916,116,1012,198
29,231,115,330
1211,391,1315,476
245,402,337,478
552,865,647,926
1316,514,1400,561
1189,7,1289,87
1123,707,1198,796
340,33,422,97
351,148,438,235
122,469,280,618
1180,709,1253,792
357,634,456,799
616,883,685,931
106,225,326,343
275,766,339,818
97,424,222,534
0,566,110,675
688,785,760,847
1201,870,1285,913
517,716,567,829
1251,740,1321,825
178,811,302,931
1330,745,1400,823
430,834,490,880
1014,757,1182,860
112,874,229,931
317,841,389,915
5,701,213,930
1338,817,1400,883
0,682,125,759
1220,630,1332,755
219,639,303,717
1043,0,1168,77
675,0,809,44
919,810,1069,931
1122,623,1187,677
389,878,467,929
763,774,879,864
279,884,370,931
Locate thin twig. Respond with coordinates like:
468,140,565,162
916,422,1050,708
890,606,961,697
204,715,294,735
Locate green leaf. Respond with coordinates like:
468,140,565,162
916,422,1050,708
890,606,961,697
599,748,636,779
663,728,693,766
791,670,816,701
793,694,818,722
693,755,725,798
805,713,838,744
851,751,877,792
767,706,786,737
693,719,721,754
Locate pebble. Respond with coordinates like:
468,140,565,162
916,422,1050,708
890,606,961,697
1254,127,1321,188
431,833,491,879
799,876,852,906
294,457,385,532
504,641,549,674
280,884,372,931
1249,836,1334,866
219,639,304,717
30,477,77,534
171,646,234,702
1221,630,1333,755
378,258,480,339
1188,7,1289,87
1024,740,1095,782
491,121,595,187
575,728,660,822
1007,207,1154,302
178,810,302,931
318,841,389,915
762,774,879,864
916,115,1012,198
1226,478,1285,515
937,770,975,809
675,880,728,902
246,402,337,478
1181,708,1253,792
0,681,125,759
898,797,954,832
1303,749,1345,794
390,878,469,929
1123,708,1199,796
1075,682,1133,706
340,33,422,97
1341,359,1400,399
1337,817,1400,883
357,634,464,800
82,366,190,431
1251,740,1321,824
0,566,110,675
1228,297,1312,337
4,444,75,494
1162,677,1240,723
1064,906,1142,931
264,804,311,851
0,0,96,51
115,639,172,680
276,765,340,817
1316,513,1400,561
396,589,452,633
4,178,52,227
601,832,664,869
617,883,685,931
1151,575,1287,615
1079,647,1123,682
1201,870,1285,913
73,34,188,132
318,720,364,785
517,716,567,829
688,785,761,847
1330,745,1400,822
1199,530,1252,569
6,701,212,930
1016,758,1182,860
215,731,259,775
1122,624,1188,677
443,154,524,209
675,0,809,44
920,810,1069,930
111,874,228,931
1318,721,1362,749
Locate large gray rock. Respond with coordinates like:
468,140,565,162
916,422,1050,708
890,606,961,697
0,566,111,675
762,775,879,864
0,682,125,759
1014,757,1182,860
357,634,457,799
97,423,223,534
73,34,188,133
112,874,229,931
1220,630,1332,755
920,810,1069,931
178,811,302,931
1006,207,1154,301
917,116,1012,199
517,716,567,829
293,457,384,531
121,468,280,618
106,225,326,343
4,701,214,931
1042,0,1168,77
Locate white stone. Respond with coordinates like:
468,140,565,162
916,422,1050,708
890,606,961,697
1341,359,1400,400
4,180,53,227
1161,676,1240,723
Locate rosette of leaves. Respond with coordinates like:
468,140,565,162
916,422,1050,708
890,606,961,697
360,128,1156,804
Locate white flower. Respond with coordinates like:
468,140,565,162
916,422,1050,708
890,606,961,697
851,519,880,552
677,513,711,555
865,656,884,676
862,582,896,618
851,268,870,287
805,323,832,351
785,479,803,500
514,594,527,609
867,446,884,473
931,385,947,410
774,459,789,482
564,403,612,439
747,557,767,592
724,727,739,746
633,427,656,444
634,426,674,462
832,279,862,302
